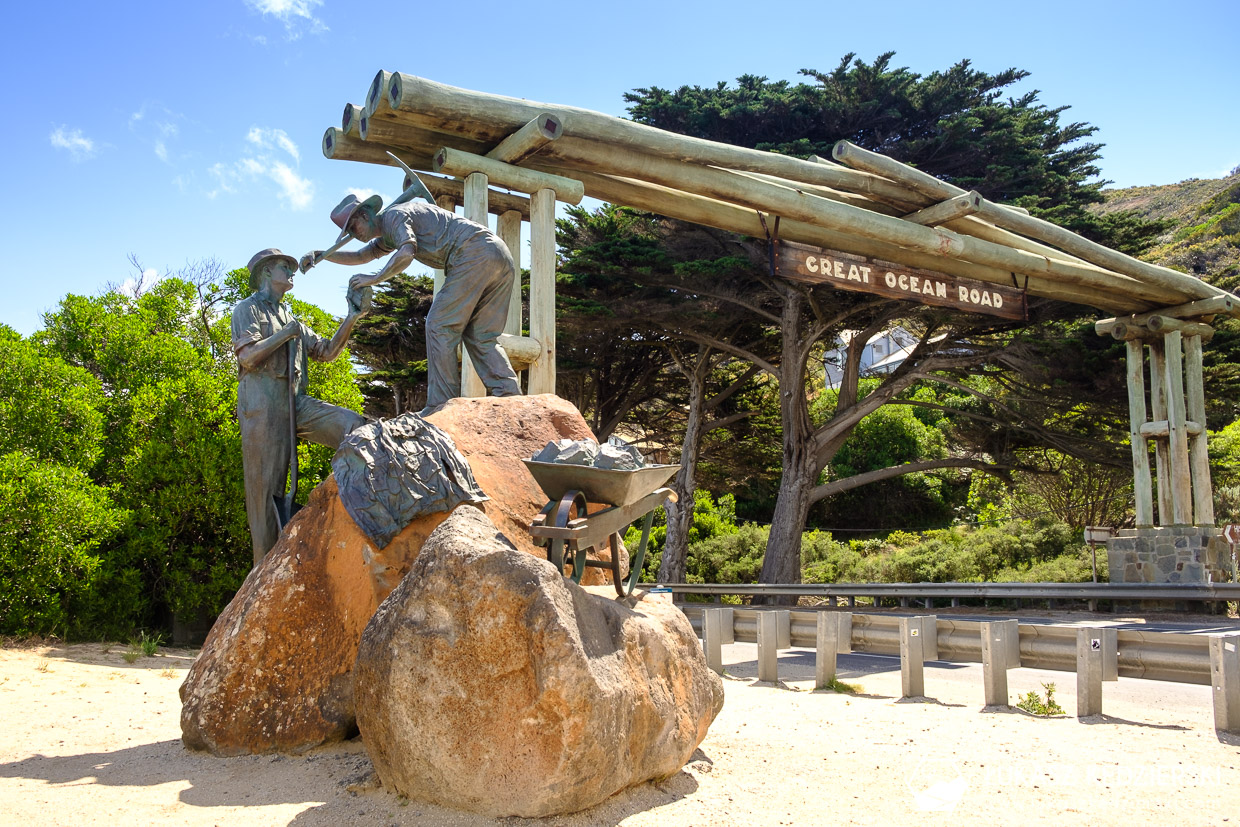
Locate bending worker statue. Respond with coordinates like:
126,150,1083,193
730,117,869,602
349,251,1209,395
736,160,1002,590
233,248,369,565
300,194,521,414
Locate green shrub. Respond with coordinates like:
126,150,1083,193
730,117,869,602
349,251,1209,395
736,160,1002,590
0,453,127,637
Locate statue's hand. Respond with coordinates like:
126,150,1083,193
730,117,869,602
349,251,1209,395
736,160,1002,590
299,251,324,273
346,284,374,316
349,272,380,291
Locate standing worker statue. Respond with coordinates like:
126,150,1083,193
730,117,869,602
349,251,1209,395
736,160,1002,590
299,195,521,414
233,248,370,565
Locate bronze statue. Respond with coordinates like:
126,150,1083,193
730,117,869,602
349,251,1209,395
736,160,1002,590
232,248,369,565
300,195,521,415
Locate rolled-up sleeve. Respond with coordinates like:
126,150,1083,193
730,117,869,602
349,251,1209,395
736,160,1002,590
230,301,263,353
303,325,333,361
380,211,418,256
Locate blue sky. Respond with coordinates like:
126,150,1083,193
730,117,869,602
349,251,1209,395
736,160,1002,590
3,0,1237,336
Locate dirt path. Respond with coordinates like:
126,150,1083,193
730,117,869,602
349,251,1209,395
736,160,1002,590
2,640,1238,826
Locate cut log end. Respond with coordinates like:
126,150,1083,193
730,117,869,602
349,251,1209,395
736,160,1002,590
388,73,403,110
322,128,335,157
367,70,387,110
359,115,370,141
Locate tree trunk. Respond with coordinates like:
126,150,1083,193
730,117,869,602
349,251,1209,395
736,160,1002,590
757,288,816,604
659,348,710,583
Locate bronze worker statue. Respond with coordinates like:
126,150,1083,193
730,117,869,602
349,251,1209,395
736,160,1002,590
299,194,521,415
232,248,370,565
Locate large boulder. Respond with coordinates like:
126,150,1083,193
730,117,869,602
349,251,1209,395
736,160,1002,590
354,505,724,818
180,394,599,756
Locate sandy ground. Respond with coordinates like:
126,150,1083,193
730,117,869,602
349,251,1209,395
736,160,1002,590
2,636,1239,826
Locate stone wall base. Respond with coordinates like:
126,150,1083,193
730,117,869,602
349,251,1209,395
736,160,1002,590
1106,526,1232,586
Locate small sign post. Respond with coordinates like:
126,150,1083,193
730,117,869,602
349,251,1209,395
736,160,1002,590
1084,527,1113,587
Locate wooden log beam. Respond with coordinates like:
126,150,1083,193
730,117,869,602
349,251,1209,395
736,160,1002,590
360,113,489,156
525,164,1147,312
411,173,532,220
364,69,396,119
1139,420,1204,437
461,173,490,398
384,73,917,203
833,140,1226,304
531,138,1181,304
903,192,983,226
528,188,556,394
322,127,409,169
498,333,540,368
1101,316,1215,342
487,113,563,165
433,147,584,204
342,103,364,136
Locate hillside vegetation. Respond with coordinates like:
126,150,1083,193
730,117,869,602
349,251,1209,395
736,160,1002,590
1097,169,1240,292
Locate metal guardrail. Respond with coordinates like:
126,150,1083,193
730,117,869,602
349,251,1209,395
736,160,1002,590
679,607,1215,685
661,582,1240,602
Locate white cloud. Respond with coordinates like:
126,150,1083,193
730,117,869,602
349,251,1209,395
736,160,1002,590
246,127,300,162
154,140,168,162
346,187,392,206
269,162,314,210
207,145,314,210
129,104,183,163
49,126,97,161
245,0,327,39
119,268,162,298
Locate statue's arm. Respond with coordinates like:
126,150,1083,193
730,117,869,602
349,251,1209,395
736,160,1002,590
313,309,364,363
348,242,416,290
235,320,303,371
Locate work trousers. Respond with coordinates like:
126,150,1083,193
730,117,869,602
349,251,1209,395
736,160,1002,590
239,384,365,565
425,234,522,409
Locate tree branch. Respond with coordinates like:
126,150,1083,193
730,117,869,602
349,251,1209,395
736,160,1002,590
810,458,1017,504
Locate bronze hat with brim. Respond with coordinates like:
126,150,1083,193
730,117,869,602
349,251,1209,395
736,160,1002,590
246,248,299,291
331,194,384,241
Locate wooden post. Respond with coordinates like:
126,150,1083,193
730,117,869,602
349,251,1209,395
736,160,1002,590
527,188,556,395
836,611,853,653
1163,330,1192,524
1184,334,1215,525
1126,340,1154,526
497,210,523,338
432,194,456,295
459,174,490,398
1149,341,1172,524
777,610,791,650
981,621,1009,707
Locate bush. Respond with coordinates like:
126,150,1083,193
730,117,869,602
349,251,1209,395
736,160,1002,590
0,453,127,637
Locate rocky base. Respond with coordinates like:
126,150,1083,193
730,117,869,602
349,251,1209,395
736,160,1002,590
353,506,724,818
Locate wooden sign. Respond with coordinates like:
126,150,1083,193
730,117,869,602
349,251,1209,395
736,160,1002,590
775,240,1026,320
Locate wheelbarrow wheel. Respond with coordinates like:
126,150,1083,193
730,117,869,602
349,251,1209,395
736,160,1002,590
549,489,589,583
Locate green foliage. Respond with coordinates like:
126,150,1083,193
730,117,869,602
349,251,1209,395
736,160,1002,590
627,489,742,581
818,676,862,694
0,453,127,637
1015,682,1066,716
1210,418,1240,523
26,271,365,637
130,629,164,657
0,335,106,470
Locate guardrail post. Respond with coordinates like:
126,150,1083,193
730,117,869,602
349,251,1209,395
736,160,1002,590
837,612,853,653
920,616,939,661
1077,628,1104,717
1210,633,1240,733
777,610,791,650
899,616,925,698
703,608,725,675
720,607,735,644
1006,620,1021,668
758,610,779,682
816,612,838,688
1102,628,1118,682
981,620,1015,707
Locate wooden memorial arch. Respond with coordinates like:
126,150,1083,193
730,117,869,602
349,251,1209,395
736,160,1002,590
324,72,1239,557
